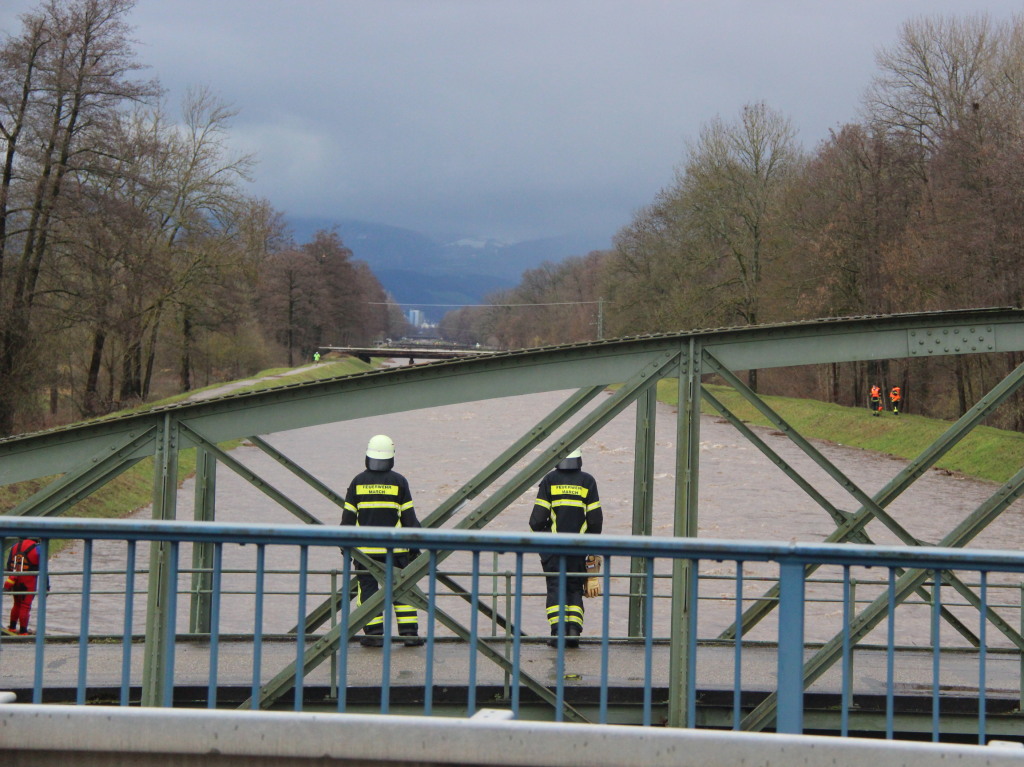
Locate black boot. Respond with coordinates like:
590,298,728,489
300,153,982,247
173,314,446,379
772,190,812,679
565,623,581,649
546,626,560,648
359,634,383,648
547,625,581,648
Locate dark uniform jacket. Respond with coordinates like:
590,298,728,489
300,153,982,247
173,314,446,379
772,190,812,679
342,469,420,554
529,468,603,536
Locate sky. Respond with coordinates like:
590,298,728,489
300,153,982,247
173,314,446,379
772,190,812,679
1,1,1023,247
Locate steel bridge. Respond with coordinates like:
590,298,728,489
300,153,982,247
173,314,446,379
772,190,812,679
4,308,1024,744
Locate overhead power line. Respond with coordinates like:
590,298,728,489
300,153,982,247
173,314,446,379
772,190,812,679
374,298,609,338
368,301,605,308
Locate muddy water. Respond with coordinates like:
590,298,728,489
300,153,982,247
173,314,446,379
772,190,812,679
41,382,1024,656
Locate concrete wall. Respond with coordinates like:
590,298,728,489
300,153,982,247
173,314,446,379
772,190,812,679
1,703,1023,767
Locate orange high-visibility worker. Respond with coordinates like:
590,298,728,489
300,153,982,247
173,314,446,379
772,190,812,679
869,385,883,416
889,386,902,415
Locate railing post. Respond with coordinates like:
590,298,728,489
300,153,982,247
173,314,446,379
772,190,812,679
329,570,338,700
777,560,806,734
503,567,512,698
843,577,856,724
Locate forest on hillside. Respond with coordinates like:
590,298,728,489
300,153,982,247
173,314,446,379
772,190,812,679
0,0,407,436
441,13,1024,429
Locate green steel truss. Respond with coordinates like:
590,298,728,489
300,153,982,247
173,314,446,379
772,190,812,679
3,308,1024,726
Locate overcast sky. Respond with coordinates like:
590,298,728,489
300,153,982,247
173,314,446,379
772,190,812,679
2,1,1023,246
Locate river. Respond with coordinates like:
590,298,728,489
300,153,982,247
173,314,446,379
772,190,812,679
40,369,1024,653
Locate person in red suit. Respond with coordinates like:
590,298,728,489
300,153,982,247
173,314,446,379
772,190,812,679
4,538,44,635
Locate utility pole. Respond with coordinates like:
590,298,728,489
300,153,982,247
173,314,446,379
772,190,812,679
597,297,604,340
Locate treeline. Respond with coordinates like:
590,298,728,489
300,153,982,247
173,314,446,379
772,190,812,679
0,0,403,437
442,13,1024,428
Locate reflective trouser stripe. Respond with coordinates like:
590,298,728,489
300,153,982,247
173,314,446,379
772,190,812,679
546,604,584,626
395,605,418,626
365,607,417,630
356,579,418,631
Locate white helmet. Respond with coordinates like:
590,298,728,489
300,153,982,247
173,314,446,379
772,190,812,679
366,434,395,460
557,447,583,471
365,434,395,470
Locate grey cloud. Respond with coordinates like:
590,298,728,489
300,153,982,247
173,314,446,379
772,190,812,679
1,0,1021,243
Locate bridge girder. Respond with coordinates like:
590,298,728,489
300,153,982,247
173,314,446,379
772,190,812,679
4,308,1024,725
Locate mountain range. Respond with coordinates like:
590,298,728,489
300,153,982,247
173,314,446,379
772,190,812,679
286,216,611,322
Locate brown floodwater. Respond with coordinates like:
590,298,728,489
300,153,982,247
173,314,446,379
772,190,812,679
40,379,1024,655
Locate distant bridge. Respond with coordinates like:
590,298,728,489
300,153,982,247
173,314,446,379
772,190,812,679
322,344,501,362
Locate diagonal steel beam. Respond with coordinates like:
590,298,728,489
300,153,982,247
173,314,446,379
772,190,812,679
705,352,1024,648
249,434,349,510
742,459,1024,732
4,428,155,518
705,388,980,647
703,352,908,534
702,387,855,530
444,352,681,537
825,358,1024,544
254,350,681,709
177,423,324,526
419,386,606,529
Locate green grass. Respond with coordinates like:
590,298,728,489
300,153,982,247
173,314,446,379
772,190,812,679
129,357,378,409
656,379,1024,485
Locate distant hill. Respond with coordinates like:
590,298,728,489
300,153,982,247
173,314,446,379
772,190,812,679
286,216,611,320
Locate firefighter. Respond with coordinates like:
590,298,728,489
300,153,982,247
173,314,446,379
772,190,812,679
341,435,424,647
3,537,45,636
889,385,902,415
869,385,883,416
529,446,603,648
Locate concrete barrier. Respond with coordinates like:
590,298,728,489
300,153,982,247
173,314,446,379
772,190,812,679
1,702,1022,766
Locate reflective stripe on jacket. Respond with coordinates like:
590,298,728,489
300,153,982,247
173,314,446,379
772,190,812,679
529,468,603,536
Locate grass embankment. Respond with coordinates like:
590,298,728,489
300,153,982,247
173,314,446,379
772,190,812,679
656,379,1024,485
0,357,378,538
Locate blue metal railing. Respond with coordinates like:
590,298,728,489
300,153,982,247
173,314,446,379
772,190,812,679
1,515,1023,743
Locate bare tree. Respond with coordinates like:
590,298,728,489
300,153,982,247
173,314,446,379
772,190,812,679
0,0,158,433
674,103,800,389
257,246,318,367
605,199,705,336
866,14,1009,152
